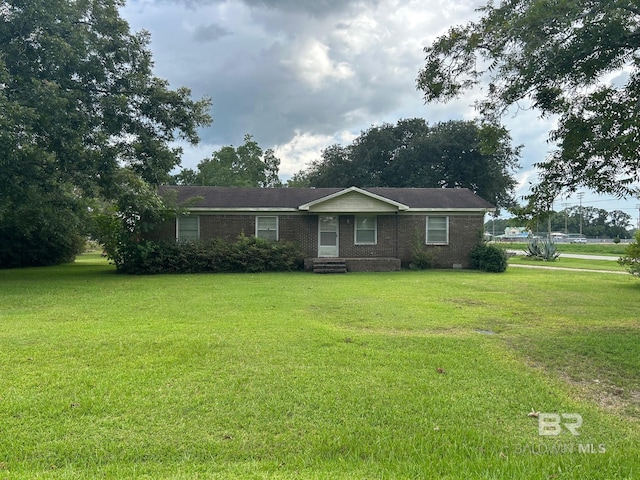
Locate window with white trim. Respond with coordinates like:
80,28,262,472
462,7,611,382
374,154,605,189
355,215,377,245
256,216,278,241
426,216,448,244
177,215,199,242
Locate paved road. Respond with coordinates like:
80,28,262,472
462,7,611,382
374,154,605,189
559,253,619,261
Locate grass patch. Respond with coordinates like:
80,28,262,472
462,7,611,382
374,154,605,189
509,256,626,272
0,257,638,478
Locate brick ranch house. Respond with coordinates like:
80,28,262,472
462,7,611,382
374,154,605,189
157,186,495,272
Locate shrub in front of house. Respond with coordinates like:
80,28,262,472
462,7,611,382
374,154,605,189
408,228,437,270
469,243,508,273
112,235,304,274
409,250,436,270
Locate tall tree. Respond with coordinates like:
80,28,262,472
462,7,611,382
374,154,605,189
416,0,640,203
176,134,282,187
292,144,359,188
0,0,211,267
291,118,520,210
609,210,633,238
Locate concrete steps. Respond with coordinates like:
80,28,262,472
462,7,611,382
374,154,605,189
305,257,402,273
312,258,347,274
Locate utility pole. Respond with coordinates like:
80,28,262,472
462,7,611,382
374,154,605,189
636,204,640,232
547,199,553,240
577,192,585,237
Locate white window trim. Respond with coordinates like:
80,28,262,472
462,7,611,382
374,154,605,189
354,215,377,245
426,215,449,245
176,215,200,242
256,216,279,241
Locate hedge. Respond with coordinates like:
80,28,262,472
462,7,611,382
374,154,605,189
111,235,304,274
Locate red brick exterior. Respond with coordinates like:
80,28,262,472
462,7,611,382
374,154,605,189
158,212,485,269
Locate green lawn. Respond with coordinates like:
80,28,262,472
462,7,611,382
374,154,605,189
508,256,627,272
1,256,638,479
498,242,628,257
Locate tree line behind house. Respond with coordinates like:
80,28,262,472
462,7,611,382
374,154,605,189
170,119,520,213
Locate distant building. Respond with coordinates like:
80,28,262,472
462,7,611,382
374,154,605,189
495,227,531,241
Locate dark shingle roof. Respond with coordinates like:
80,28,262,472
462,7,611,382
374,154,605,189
366,188,494,209
159,186,495,210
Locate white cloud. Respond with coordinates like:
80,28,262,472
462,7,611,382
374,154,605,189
333,13,385,56
273,130,357,178
283,39,355,91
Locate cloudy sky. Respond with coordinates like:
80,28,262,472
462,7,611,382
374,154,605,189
120,0,639,223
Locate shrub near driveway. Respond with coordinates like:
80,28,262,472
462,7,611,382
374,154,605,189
0,259,638,479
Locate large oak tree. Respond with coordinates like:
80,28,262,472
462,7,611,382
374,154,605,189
0,0,211,267
416,0,640,203
290,118,520,210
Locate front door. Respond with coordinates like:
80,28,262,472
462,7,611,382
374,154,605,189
318,216,339,257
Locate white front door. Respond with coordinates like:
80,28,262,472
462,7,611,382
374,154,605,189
318,216,339,257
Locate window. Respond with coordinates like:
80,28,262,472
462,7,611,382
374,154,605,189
426,216,448,244
256,216,278,241
177,215,199,242
355,216,377,245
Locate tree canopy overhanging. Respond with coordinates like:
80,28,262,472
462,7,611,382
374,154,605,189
0,0,211,267
416,0,640,202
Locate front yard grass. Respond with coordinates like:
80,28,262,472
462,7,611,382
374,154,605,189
0,257,638,479
509,255,627,272
500,242,627,257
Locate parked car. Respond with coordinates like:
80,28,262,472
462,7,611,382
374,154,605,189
571,238,587,244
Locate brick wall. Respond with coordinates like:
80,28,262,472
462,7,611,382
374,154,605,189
200,215,254,242
395,214,484,268
338,215,397,258
201,214,318,256
279,215,318,257
444,214,484,268
156,212,484,269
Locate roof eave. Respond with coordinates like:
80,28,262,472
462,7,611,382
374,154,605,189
403,207,496,214
185,207,301,213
